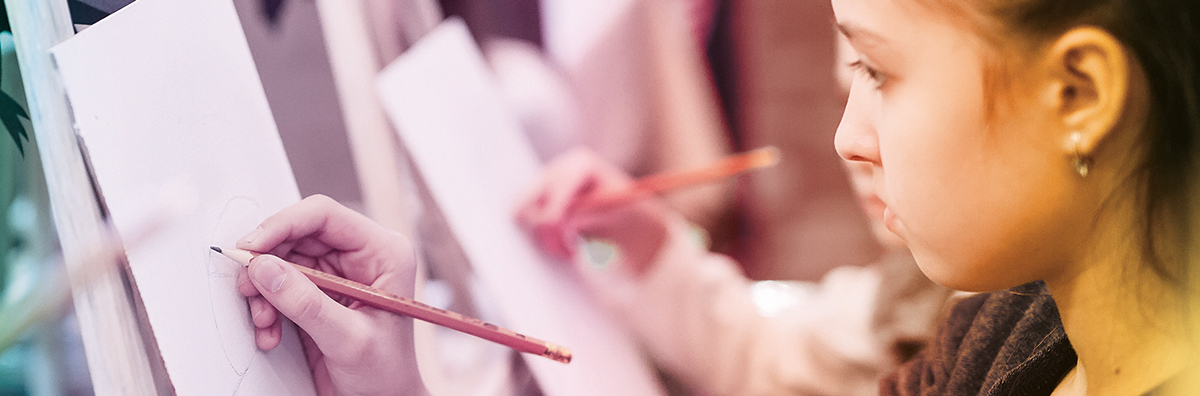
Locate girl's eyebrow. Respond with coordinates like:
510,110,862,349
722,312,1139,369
837,22,887,48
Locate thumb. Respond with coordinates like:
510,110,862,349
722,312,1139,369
248,254,354,350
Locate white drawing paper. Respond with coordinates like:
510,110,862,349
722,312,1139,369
51,0,315,394
376,19,665,396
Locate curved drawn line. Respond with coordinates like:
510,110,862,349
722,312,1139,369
207,196,264,377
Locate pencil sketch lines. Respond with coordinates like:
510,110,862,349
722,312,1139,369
206,195,266,381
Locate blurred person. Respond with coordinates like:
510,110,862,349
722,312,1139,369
516,148,950,395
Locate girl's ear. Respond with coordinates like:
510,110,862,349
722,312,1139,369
1043,27,1136,156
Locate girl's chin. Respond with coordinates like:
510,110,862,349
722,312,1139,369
872,225,907,250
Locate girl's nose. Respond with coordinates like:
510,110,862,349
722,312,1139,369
834,84,881,165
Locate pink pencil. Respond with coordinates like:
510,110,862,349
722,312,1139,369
581,146,781,210
211,246,572,364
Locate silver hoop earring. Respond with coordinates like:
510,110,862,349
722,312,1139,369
1071,132,1090,177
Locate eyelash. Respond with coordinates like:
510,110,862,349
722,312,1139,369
848,60,886,87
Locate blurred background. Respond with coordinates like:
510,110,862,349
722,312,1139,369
223,0,881,280
1,0,881,394
432,0,882,281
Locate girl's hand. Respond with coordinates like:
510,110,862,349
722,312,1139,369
235,195,427,396
516,149,672,274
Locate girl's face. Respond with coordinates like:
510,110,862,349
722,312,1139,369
832,0,1086,292
836,35,907,250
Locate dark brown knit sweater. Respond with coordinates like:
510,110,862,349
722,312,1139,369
879,281,1077,396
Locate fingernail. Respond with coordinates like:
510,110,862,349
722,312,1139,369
236,272,250,290
239,227,263,248
249,298,265,321
251,256,287,293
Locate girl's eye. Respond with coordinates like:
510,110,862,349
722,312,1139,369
849,60,887,88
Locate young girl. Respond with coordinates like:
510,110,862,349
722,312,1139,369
829,0,1200,394
235,0,1199,394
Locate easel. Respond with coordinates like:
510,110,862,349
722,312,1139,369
5,1,438,394
5,1,167,395
6,1,723,394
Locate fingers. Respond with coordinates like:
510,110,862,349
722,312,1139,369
516,149,636,257
237,194,416,287
249,295,283,350
237,268,258,297
247,253,357,353
531,223,573,259
518,149,631,223
249,296,278,328
237,194,384,255
517,156,594,226
240,267,284,350
521,184,591,258
255,323,282,351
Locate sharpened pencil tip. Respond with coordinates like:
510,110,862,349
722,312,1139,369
210,246,222,253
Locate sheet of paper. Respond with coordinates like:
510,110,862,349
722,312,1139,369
376,19,665,396
51,0,315,394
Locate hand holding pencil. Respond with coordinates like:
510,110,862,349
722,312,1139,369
516,147,779,274
233,195,429,396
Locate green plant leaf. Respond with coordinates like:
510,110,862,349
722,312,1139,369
0,90,29,157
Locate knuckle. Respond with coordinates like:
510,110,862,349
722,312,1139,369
388,231,413,255
306,194,333,204
303,194,338,213
292,294,326,327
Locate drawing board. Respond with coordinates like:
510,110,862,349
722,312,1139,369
51,0,315,394
376,19,665,396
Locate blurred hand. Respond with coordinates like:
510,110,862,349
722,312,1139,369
234,194,427,396
516,148,673,274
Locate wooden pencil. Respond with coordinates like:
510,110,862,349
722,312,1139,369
210,246,572,364
581,146,781,210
